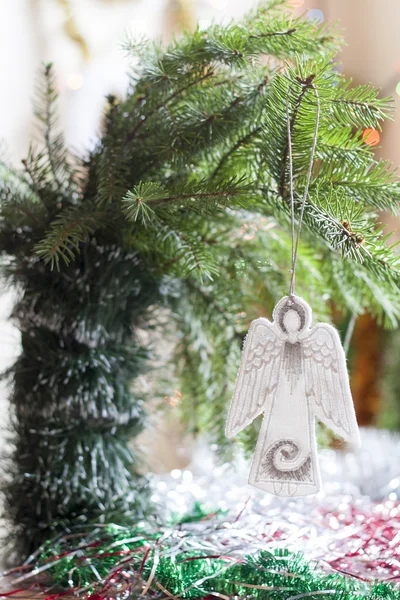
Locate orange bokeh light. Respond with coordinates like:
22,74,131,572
362,128,380,147
164,390,182,408
240,222,258,241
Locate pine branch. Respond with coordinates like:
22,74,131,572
278,74,316,197
148,189,246,207
265,185,400,291
210,125,262,180
316,160,400,211
126,69,215,141
43,65,63,190
330,82,392,128
34,206,106,269
0,162,44,225
132,216,219,282
249,26,298,39
33,63,76,196
123,179,255,217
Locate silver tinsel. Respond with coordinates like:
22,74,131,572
148,428,400,580
152,428,400,510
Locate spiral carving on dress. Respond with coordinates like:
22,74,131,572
261,439,312,482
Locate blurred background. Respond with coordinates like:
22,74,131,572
1,0,400,470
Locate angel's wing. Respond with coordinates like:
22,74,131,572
226,318,283,438
303,324,360,446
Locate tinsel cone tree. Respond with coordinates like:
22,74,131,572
1,0,400,558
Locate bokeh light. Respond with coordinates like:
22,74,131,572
307,9,324,24
66,73,84,91
164,390,182,408
240,222,258,241
362,128,380,146
209,0,229,9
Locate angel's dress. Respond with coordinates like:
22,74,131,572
249,359,319,496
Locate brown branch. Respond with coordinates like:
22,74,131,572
211,126,262,180
0,174,43,224
249,27,297,39
37,210,106,266
127,70,214,142
21,159,48,210
150,189,244,207
45,218,92,261
330,180,385,188
331,98,382,111
209,76,268,179
10,202,41,225
213,74,244,88
278,76,315,199
43,66,66,192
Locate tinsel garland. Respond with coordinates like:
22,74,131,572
2,429,400,600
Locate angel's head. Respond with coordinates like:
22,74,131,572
273,295,312,336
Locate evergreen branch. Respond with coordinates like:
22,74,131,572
132,217,219,281
328,256,400,328
123,179,253,215
127,7,339,86
210,126,262,180
0,162,43,225
137,75,269,171
262,183,400,289
122,183,160,223
278,75,316,197
302,191,400,282
43,64,63,190
34,206,106,269
175,278,243,448
249,27,297,39
1,198,41,226
151,189,245,207
96,96,132,206
28,63,78,202
329,83,392,128
21,153,47,198
127,69,215,141
313,157,400,211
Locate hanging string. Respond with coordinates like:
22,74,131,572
343,313,357,356
285,81,320,298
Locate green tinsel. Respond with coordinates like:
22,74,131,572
7,508,400,600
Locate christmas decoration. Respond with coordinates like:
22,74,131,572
227,93,359,496
3,429,400,599
1,0,400,559
227,296,360,496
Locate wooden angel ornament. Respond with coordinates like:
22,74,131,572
226,295,360,497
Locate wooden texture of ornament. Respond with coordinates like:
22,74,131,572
226,296,360,497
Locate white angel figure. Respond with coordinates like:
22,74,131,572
226,295,360,497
